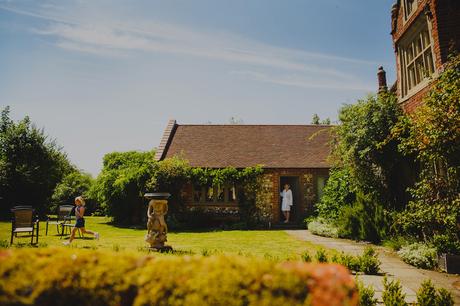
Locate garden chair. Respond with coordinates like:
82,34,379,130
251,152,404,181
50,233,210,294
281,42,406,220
45,205,74,236
57,206,83,239
10,206,39,245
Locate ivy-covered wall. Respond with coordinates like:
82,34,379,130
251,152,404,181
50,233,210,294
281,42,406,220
178,168,329,226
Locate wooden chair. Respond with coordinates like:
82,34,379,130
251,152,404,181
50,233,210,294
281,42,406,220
10,206,39,245
45,205,74,236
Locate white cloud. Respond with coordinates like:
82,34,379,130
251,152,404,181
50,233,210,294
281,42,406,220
0,1,378,90
231,70,374,91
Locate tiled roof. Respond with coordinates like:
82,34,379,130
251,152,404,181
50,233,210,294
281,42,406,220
157,123,333,168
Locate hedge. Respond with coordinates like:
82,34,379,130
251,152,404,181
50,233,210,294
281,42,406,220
0,248,358,306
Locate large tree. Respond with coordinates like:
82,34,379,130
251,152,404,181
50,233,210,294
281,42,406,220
91,150,156,224
0,107,74,218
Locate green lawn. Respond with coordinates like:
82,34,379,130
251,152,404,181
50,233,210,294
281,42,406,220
0,216,333,260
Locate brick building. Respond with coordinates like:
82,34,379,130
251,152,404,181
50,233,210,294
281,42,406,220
390,0,460,112
155,120,332,225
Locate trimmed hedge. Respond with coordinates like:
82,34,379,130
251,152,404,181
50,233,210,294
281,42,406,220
0,248,358,306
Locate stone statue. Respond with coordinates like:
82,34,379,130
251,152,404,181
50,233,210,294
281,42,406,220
145,199,169,250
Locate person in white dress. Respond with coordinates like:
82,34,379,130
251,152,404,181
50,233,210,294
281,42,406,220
280,184,293,223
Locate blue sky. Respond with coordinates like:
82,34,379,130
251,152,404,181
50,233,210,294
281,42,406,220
0,0,396,176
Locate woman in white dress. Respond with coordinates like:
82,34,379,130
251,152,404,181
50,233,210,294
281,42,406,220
280,184,293,223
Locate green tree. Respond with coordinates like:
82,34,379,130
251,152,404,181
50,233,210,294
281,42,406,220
315,167,356,220
91,150,156,224
333,92,414,209
0,107,74,218
311,113,320,125
311,114,331,125
51,171,97,214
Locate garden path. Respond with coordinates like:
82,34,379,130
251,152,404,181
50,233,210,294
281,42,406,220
286,230,460,305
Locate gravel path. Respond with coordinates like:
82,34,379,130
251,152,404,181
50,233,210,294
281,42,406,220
286,230,460,305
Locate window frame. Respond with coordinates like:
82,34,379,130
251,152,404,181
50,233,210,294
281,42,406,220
403,0,418,22
397,14,436,99
192,183,239,205
316,176,327,202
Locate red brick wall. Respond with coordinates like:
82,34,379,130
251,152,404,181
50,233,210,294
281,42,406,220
391,0,460,112
434,0,460,64
264,168,329,223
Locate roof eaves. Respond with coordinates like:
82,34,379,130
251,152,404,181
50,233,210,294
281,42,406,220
154,119,177,161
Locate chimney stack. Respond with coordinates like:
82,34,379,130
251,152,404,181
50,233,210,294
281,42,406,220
377,66,388,93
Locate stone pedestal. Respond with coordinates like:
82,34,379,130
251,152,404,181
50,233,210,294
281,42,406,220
144,193,172,252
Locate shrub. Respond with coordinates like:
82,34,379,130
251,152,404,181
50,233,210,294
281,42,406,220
315,248,328,263
300,251,312,262
437,288,455,306
315,168,356,220
336,191,388,243
432,234,460,255
356,280,377,306
331,249,380,275
336,253,361,272
382,277,407,306
416,279,454,306
307,218,339,238
358,247,380,275
382,236,413,251
397,243,437,269
0,248,359,306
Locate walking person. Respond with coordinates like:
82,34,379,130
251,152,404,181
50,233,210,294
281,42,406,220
280,184,293,223
63,196,99,245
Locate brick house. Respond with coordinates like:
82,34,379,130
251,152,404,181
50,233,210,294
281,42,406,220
155,120,332,225
390,0,460,112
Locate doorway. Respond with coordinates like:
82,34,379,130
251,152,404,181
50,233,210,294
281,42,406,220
279,176,300,223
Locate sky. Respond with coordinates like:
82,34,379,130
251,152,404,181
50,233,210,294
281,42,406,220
0,0,396,176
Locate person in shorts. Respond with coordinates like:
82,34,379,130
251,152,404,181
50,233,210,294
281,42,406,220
63,196,99,245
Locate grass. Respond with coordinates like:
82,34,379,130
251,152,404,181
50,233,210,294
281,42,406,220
0,216,336,260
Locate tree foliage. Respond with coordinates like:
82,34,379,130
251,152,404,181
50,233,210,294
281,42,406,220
91,151,156,224
51,170,97,214
315,167,356,220
333,92,413,208
394,54,460,240
0,107,74,218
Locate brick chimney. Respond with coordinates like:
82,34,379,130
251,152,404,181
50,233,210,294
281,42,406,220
377,66,388,93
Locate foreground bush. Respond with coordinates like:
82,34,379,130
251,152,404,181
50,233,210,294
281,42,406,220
382,277,407,306
331,247,380,275
397,243,437,269
416,279,454,306
0,248,358,306
356,280,377,306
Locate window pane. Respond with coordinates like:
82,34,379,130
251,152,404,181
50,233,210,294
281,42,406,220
317,177,326,201
408,64,415,89
415,57,424,82
422,31,430,49
193,186,204,202
206,186,214,202
407,45,414,62
424,50,434,75
227,185,237,202
216,185,225,202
